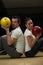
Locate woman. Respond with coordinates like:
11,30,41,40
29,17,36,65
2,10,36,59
24,17,43,57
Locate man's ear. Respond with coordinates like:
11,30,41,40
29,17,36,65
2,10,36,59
25,24,27,27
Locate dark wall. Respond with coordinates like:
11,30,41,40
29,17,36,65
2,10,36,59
0,0,7,36
0,13,43,37
6,7,43,33
0,3,43,36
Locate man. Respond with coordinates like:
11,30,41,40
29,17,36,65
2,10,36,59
0,16,24,58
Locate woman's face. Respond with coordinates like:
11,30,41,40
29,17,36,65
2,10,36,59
25,20,33,30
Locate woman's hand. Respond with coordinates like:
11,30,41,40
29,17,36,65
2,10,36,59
35,33,41,40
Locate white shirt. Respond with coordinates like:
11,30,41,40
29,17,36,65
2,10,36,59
24,29,35,52
11,27,24,53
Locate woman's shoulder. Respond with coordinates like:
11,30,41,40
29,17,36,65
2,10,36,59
24,29,31,33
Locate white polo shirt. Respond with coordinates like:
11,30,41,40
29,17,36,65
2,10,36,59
11,27,24,53
24,29,35,52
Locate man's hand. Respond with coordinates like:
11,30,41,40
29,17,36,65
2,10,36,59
1,26,9,32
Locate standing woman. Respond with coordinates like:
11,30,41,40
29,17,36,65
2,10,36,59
24,17,43,57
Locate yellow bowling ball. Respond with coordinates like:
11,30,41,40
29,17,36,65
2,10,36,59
0,21,1,24
1,17,11,28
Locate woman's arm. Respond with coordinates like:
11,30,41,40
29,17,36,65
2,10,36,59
27,33,41,48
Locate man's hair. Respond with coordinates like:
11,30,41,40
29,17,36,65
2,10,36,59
25,17,32,24
12,16,20,24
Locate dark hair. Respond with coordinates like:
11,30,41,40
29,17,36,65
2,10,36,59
25,17,32,24
11,16,20,24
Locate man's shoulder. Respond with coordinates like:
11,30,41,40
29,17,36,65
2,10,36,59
11,27,23,34
11,27,20,31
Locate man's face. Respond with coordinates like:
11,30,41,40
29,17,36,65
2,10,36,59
11,18,19,28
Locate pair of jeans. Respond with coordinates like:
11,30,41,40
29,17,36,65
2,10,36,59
25,38,43,57
0,37,22,58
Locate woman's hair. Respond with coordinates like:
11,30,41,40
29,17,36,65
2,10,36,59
25,17,32,24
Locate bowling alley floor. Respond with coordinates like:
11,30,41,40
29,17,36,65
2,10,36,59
0,51,43,65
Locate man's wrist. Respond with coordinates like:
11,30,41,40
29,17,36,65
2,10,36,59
6,28,9,32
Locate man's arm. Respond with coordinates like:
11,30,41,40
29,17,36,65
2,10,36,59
6,28,16,46
2,35,7,37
